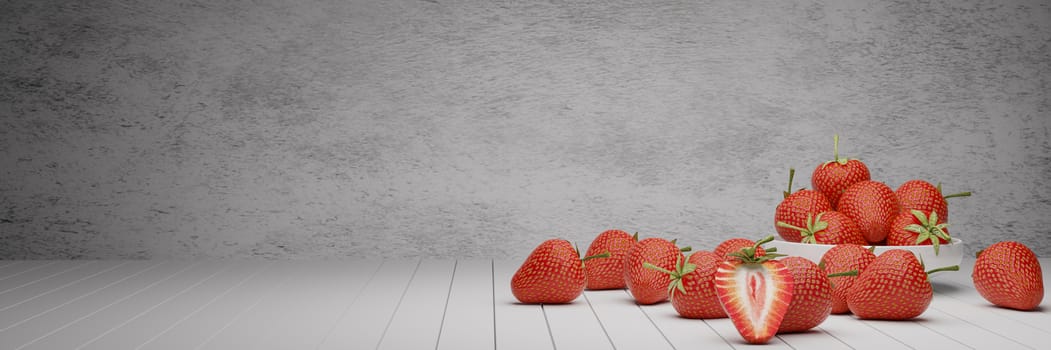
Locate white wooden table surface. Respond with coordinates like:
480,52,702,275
0,258,1047,350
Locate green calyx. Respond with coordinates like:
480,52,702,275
727,235,786,264
776,213,828,244
904,209,951,255
643,255,697,301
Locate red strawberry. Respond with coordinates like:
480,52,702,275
847,249,958,319
895,180,971,221
645,251,727,319
777,211,867,245
778,257,833,333
511,239,610,304
819,244,876,314
811,135,871,208
886,210,951,254
838,180,900,244
714,238,767,261
624,237,688,305
714,236,794,344
775,168,833,242
972,241,1044,311
585,229,638,290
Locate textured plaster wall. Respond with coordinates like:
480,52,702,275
1,0,1049,260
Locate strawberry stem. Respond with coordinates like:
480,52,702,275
926,265,960,275
943,191,972,199
582,252,611,262
827,270,859,278
783,168,796,199
680,246,692,252
642,262,673,275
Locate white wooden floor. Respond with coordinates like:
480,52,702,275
0,258,1048,350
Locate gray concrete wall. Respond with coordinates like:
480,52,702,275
2,0,1049,260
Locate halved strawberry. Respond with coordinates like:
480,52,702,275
811,135,871,208
714,236,794,344
972,241,1044,310
819,244,876,314
886,210,951,254
714,238,766,261
624,237,688,305
645,251,727,319
585,229,638,290
775,168,833,242
777,211,867,245
837,180,900,244
511,239,610,304
778,256,833,333
847,249,958,319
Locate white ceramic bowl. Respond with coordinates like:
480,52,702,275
766,238,965,278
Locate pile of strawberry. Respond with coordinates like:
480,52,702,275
774,135,971,251
509,136,1043,345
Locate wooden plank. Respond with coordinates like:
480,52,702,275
15,261,198,350
376,260,456,350
858,317,969,349
704,317,793,349
435,259,495,350
917,306,1030,350
634,299,734,350
76,261,265,349
815,315,911,350
0,261,53,280
203,260,385,350
775,326,852,350
542,296,612,350
585,290,673,350
492,260,553,350
134,261,276,350
0,261,145,331
0,261,91,298
933,259,1051,333
0,261,120,311
928,292,1047,349
0,261,161,349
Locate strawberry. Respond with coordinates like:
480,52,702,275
972,241,1044,311
585,229,638,290
624,237,688,305
846,249,958,319
811,135,871,208
776,211,867,245
775,168,833,242
837,180,900,244
714,238,766,261
819,244,876,314
895,179,971,221
714,236,794,344
645,251,727,319
778,256,833,333
886,210,951,254
511,239,609,304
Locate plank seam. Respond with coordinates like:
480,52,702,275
933,280,1051,336
1,261,161,334
0,261,128,315
859,320,916,350
135,261,272,350
0,261,95,295
18,261,199,350
375,259,423,350
315,260,385,350
433,260,458,350
540,304,558,350
75,262,235,350
925,304,1037,350
0,261,59,283
911,315,977,350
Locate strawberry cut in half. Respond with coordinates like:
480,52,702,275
714,236,794,344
